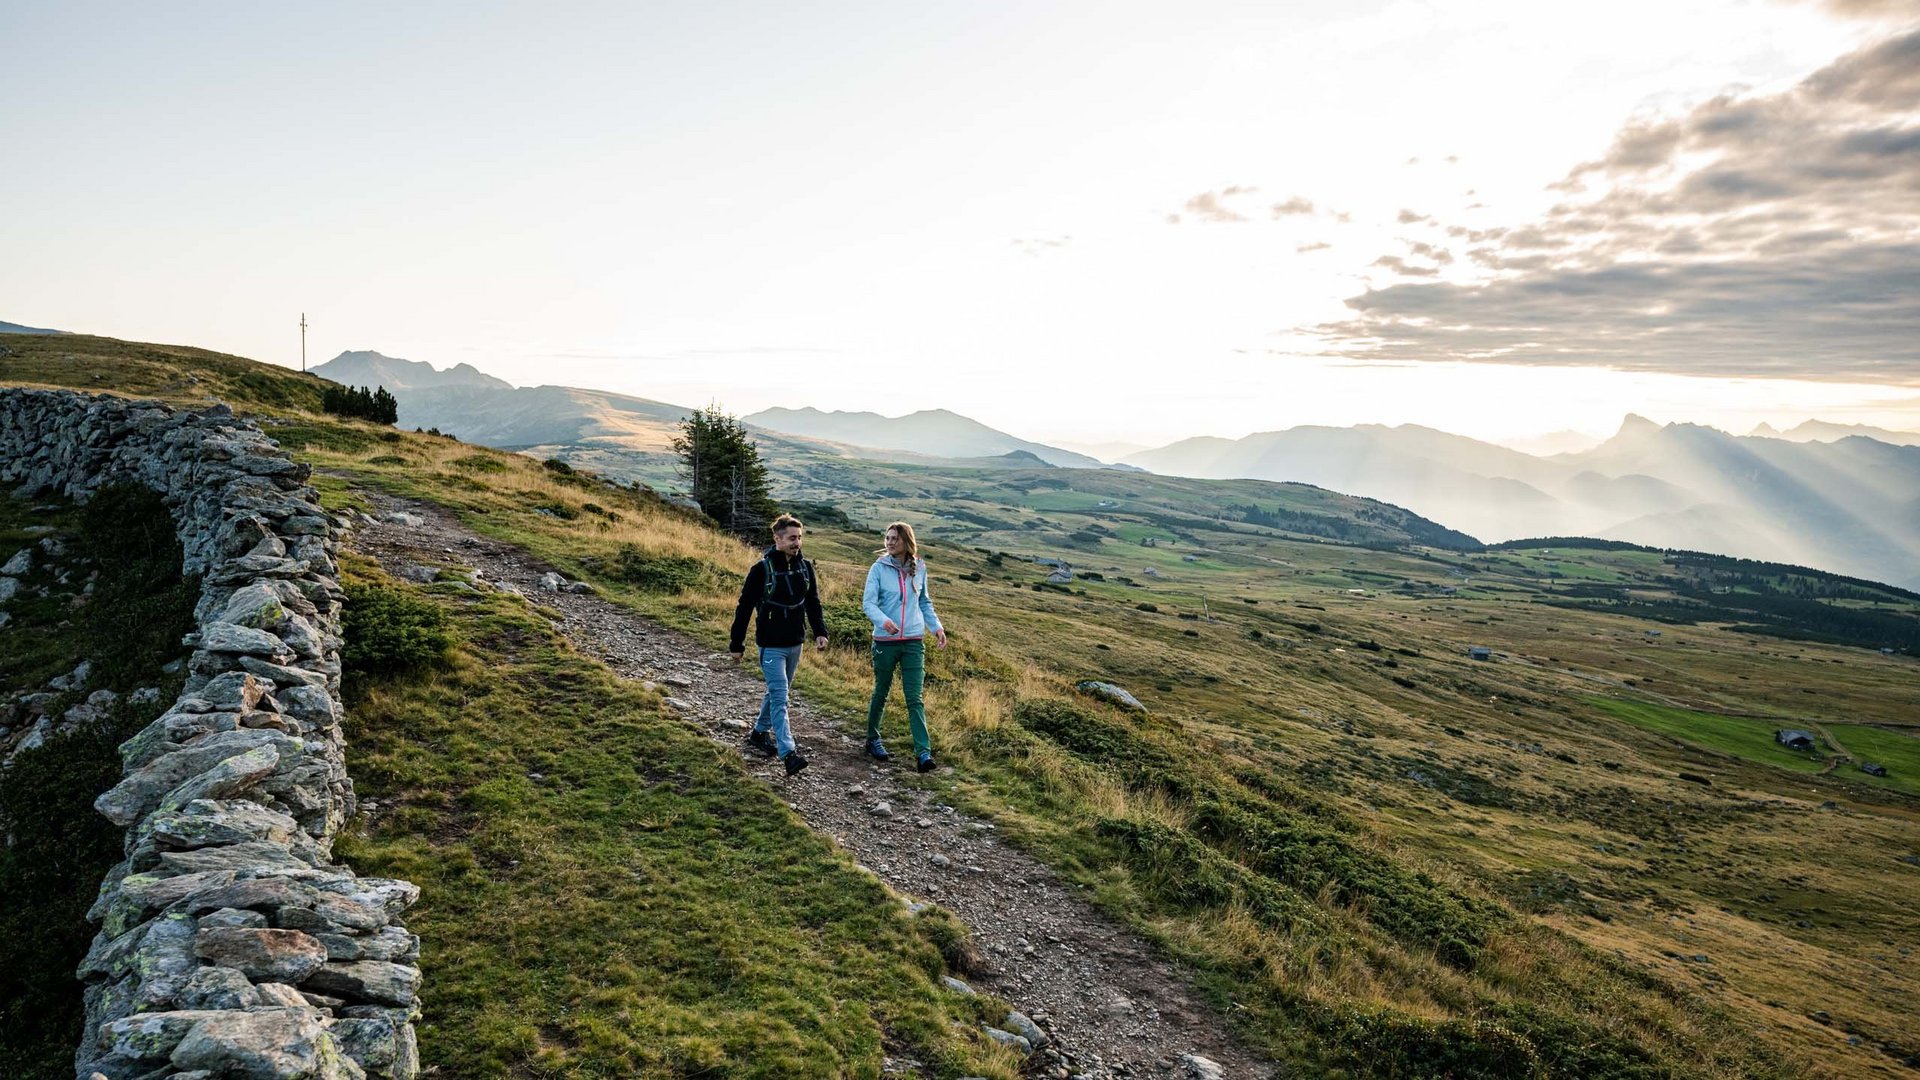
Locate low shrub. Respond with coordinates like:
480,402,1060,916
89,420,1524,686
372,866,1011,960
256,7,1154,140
343,581,452,681
451,453,506,473
594,545,712,594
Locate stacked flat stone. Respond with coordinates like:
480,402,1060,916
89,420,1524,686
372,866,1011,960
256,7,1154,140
0,390,422,1080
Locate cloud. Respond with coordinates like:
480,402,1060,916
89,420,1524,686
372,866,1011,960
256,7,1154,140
1296,241,1332,253
1011,235,1072,256
1170,187,1344,224
1178,189,1252,223
1309,26,1920,383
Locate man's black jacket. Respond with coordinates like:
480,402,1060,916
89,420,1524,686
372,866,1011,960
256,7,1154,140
729,548,828,650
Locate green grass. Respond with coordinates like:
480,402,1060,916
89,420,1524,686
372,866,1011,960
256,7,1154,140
1826,724,1920,796
334,558,1014,1079
1587,699,1832,777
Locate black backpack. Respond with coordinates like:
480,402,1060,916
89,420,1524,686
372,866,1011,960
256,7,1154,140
760,552,814,621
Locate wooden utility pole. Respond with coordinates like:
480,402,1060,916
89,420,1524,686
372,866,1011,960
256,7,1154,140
300,313,308,372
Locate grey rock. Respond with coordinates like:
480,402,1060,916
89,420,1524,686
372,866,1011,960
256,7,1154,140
1,547,31,575
50,659,94,691
255,982,312,1008
869,801,893,817
198,907,269,929
537,571,566,591
174,966,263,1010
152,800,303,850
1075,680,1146,712
113,871,240,929
1180,1053,1226,1080
166,1007,364,1079
1003,1010,1048,1048
194,927,328,983
236,656,329,689
95,1009,226,1061
97,730,292,826
0,577,17,603
217,583,289,629
940,975,975,996
332,1016,415,1078
198,672,276,712
302,961,422,1007
982,1026,1032,1055
198,622,295,660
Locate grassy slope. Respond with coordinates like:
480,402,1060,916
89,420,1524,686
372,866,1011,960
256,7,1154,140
9,334,1920,1077
334,560,1015,1078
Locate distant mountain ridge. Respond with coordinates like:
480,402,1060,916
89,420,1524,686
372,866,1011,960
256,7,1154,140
744,406,1108,468
1751,419,1920,446
0,319,67,335
310,350,511,392
1127,415,1920,590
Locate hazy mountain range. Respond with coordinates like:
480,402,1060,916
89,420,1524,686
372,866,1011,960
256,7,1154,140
1750,419,1920,446
742,407,1108,468
1127,415,1920,589
314,350,1920,589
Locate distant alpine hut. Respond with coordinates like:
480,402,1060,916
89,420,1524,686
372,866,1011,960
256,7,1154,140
1775,730,1817,751
1035,557,1066,568
1862,762,1889,777
1468,646,1492,661
1646,629,1662,637
1046,566,1074,584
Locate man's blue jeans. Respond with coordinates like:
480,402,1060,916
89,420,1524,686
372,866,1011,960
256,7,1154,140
754,644,803,757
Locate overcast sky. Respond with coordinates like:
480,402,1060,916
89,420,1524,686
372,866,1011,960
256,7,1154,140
3,0,1916,448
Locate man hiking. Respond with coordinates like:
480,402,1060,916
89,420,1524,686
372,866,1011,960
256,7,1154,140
729,513,828,777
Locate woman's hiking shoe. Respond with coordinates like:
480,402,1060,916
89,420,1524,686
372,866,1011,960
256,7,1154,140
916,754,937,773
745,729,776,757
865,739,890,761
782,752,810,777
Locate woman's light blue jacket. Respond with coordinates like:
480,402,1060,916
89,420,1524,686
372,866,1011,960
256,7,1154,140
862,555,943,641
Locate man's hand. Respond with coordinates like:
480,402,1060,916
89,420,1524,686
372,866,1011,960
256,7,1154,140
882,619,899,635
814,635,829,650
729,648,745,663
934,629,949,649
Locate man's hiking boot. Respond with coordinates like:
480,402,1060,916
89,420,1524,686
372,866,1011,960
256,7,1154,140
866,739,890,761
783,752,810,777
745,729,776,757
916,754,937,774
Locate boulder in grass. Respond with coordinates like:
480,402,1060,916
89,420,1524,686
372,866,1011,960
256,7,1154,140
1075,680,1147,712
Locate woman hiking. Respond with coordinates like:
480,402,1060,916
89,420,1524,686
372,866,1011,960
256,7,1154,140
861,521,947,772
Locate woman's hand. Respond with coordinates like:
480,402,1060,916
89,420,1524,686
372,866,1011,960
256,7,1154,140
882,619,900,635
935,629,948,649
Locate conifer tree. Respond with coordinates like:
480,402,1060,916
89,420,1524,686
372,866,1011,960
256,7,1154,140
671,405,776,536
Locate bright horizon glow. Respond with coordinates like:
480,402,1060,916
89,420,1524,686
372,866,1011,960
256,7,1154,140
3,1,1914,450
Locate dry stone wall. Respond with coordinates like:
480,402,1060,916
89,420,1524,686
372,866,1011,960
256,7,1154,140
0,390,422,1080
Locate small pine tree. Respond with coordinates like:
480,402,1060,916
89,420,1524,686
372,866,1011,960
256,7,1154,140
319,383,399,424
671,405,775,536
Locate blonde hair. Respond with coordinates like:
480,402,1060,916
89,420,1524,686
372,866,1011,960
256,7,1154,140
880,521,920,567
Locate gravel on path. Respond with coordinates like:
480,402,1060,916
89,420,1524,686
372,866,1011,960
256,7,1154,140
347,492,1273,1080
